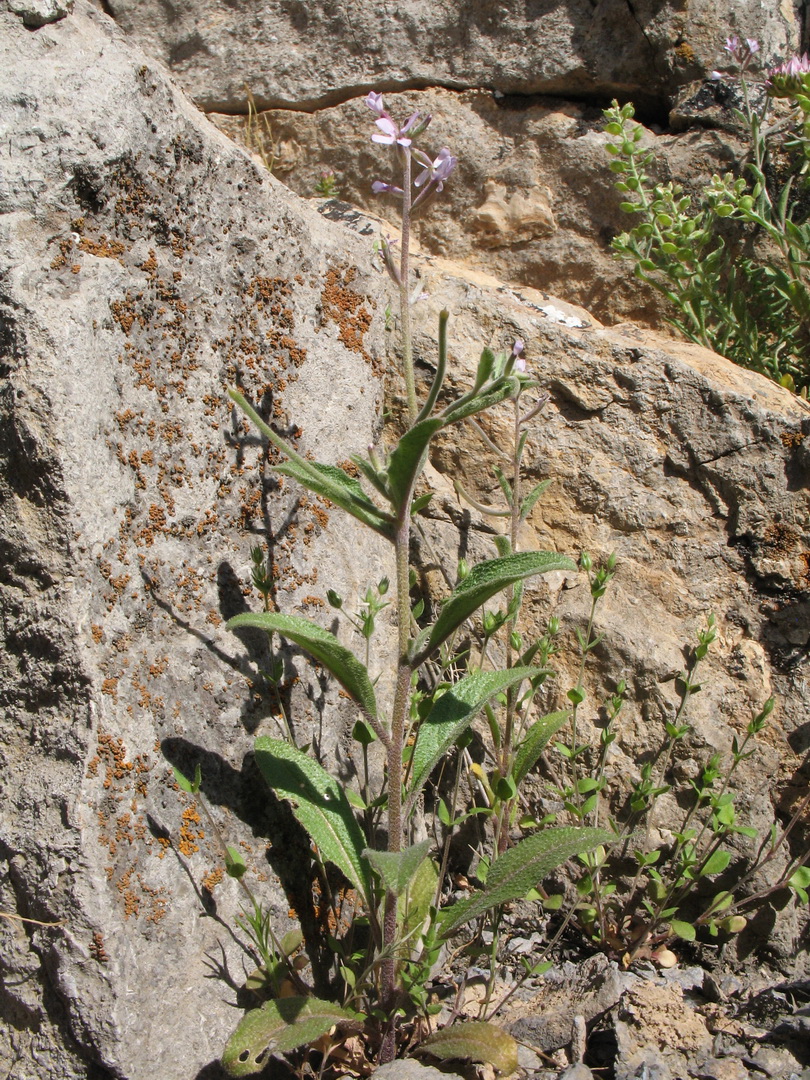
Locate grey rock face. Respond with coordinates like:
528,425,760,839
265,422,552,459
1,3,391,1078
98,0,800,113
4,0,72,26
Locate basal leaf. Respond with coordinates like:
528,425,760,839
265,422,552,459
415,552,577,663
254,738,372,906
228,611,378,720
513,710,571,787
222,997,357,1076
408,667,547,801
439,826,612,936
402,856,439,943
669,918,696,942
363,838,432,898
386,418,444,511
420,1021,519,1075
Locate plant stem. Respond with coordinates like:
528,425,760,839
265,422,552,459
399,149,416,423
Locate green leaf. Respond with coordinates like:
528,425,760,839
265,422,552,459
519,478,552,522
225,846,247,879
276,460,395,540
442,377,520,425
386,418,445,511
228,389,394,541
222,997,357,1076
419,1021,519,1075
253,738,372,906
415,310,449,421
415,552,577,662
408,667,546,800
513,710,570,785
701,849,731,877
439,826,612,936
228,611,378,720
401,856,439,941
173,763,202,794
364,839,432,898
789,866,810,894
669,918,696,942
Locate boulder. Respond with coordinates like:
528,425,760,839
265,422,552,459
96,0,800,114
2,3,810,1080
1,4,392,1078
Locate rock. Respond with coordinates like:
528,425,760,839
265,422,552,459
4,0,72,26
509,954,626,1052
3,1,810,1078
372,1062,462,1080
613,981,713,1080
0,3,392,1078
97,0,800,113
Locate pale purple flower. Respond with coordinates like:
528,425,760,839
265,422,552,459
371,180,404,195
365,91,386,116
766,52,810,95
746,39,760,54
373,116,412,146
511,339,526,372
725,35,740,55
413,147,458,191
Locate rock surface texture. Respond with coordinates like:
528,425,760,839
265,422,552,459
100,0,806,326
1,5,391,1078
97,0,801,113
2,4,810,1080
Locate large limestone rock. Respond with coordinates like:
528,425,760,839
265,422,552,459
1,4,392,1078
96,0,801,113
2,4,809,1080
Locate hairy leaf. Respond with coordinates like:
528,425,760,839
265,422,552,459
420,1021,519,1075
228,611,378,720
229,389,394,540
440,826,612,936
442,376,519,424
386,418,444,511
364,839,432,898
513,710,570,787
222,997,357,1076
402,856,439,943
415,552,577,662
409,667,547,801
520,478,552,522
254,738,372,906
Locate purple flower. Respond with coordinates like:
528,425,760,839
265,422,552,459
371,180,404,195
365,91,386,116
724,35,740,55
766,52,810,96
373,116,413,146
413,147,458,191
511,339,526,372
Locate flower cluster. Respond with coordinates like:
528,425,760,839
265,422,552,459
766,52,810,98
710,35,759,81
365,91,457,211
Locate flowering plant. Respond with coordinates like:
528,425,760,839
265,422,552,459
211,94,607,1076
605,37,810,396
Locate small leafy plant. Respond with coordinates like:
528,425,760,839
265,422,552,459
604,36,810,396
